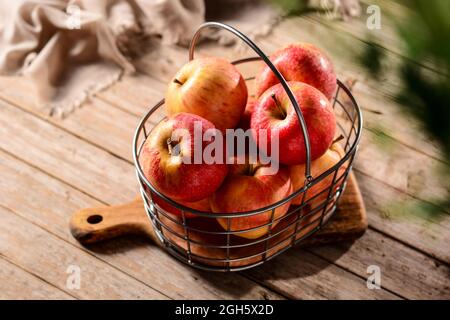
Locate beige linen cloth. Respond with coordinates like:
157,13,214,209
0,0,359,116
0,0,205,116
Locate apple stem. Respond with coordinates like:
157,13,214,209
271,94,286,118
173,78,184,85
167,138,180,156
332,134,345,144
167,138,173,155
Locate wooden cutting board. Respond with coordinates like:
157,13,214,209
70,172,367,269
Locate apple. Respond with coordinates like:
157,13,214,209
165,57,248,132
210,159,292,239
255,43,337,100
140,113,228,203
151,192,211,219
289,142,347,208
251,81,336,166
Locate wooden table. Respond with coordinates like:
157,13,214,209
0,0,449,299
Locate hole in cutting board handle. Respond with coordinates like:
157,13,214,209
87,214,103,224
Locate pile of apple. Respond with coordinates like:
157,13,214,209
140,43,347,240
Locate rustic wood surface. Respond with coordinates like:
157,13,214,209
0,0,449,299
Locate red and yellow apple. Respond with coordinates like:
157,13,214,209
165,57,248,132
289,142,347,208
210,159,292,239
251,81,336,166
140,113,228,203
255,43,337,100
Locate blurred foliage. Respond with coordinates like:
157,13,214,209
369,125,394,152
362,0,450,215
268,0,450,216
358,42,384,80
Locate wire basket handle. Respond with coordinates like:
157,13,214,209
188,22,313,182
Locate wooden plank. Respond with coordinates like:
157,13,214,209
1,69,449,281
0,105,444,300
0,157,394,299
0,76,149,163
355,171,450,264
68,173,450,298
244,247,398,300
0,3,444,300
0,97,137,205
304,0,439,73
0,155,282,300
349,83,445,162
310,229,450,299
0,206,166,299
0,257,74,300
355,129,448,204
0,107,392,300
0,40,446,300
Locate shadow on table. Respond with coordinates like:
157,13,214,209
189,241,355,299
84,233,355,299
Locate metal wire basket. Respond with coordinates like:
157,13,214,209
132,22,363,271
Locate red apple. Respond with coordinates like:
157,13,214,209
251,81,336,165
210,159,292,239
151,192,211,219
255,43,337,100
289,142,347,208
165,57,248,132
140,113,228,202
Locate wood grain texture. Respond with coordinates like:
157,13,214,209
0,143,382,299
310,229,450,299
0,110,394,299
0,100,447,298
0,257,74,300
355,171,450,264
0,150,283,300
242,248,399,300
0,206,166,299
0,74,448,298
0,6,449,299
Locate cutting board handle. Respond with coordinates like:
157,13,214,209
70,198,158,245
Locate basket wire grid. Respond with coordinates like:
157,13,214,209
132,22,363,271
